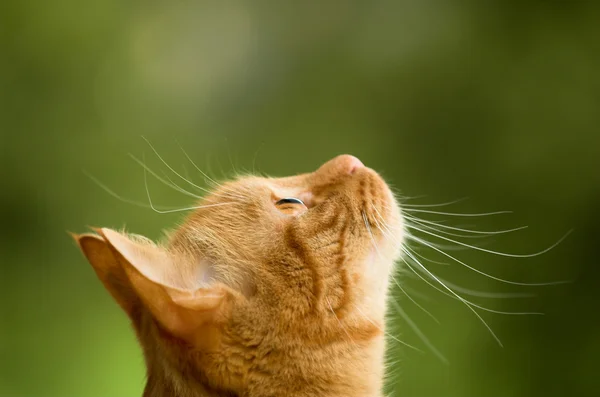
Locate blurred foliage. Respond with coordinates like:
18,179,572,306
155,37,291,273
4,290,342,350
1,1,599,396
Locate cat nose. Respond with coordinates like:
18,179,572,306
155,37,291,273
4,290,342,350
316,155,365,179
345,155,364,174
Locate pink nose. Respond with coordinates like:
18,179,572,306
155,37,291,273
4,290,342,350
317,154,365,178
346,155,364,174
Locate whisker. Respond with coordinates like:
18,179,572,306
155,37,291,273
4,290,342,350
429,276,535,299
378,217,534,306
403,209,512,217
390,299,449,365
409,240,488,252
142,136,245,200
176,141,223,188
401,197,469,208
144,200,237,214
370,205,524,346
369,211,441,324
160,170,195,197
403,213,529,236
393,193,429,202
404,245,449,266
399,285,434,302
392,276,440,324
142,137,212,193
141,157,236,214
407,234,569,286
251,142,264,175
406,222,572,259
403,251,542,316
403,218,490,239
399,247,504,347
129,154,203,199
83,170,182,211
354,305,424,352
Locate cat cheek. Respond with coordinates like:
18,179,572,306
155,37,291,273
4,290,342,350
275,204,307,217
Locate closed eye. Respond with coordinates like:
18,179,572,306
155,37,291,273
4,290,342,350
275,197,307,216
276,198,305,206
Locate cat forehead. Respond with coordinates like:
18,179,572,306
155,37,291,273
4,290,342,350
226,173,312,196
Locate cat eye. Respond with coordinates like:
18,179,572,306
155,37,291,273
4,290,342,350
275,197,307,216
275,198,305,206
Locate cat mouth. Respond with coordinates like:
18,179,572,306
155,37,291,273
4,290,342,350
353,166,404,260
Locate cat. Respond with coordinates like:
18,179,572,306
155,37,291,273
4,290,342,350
73,154,405,397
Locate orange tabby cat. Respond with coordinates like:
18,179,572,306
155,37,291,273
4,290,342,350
73,155,405,397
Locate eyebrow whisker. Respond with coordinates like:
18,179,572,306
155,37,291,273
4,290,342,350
141,137,246,201
142,155,236,214
176,141,223,188
83,170,188,211
130,154,203,199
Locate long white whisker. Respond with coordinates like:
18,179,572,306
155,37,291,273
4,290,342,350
176,141,223,188
374,212,543,302
401,197,469,208
142,136,245,200
403,213,529,236
83,170,182,211
402,249,541,315
370,208,533,344
407,234,568,286
399,248,503,346
369,211,441,324
403,209,512,217
160,170,201,199
429,276,536,299
365,210,443,356
143,136,209,192
404,218,490,239
354,305,423,352
404,245,449,266
406,222,572,259
141,157,236,214
129,154,203,199
392,276,440,324
390,299,448,365
404,244,543,298
409,239,490,252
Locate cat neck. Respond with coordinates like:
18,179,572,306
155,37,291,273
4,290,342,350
137,306,386,397
142,370,226,397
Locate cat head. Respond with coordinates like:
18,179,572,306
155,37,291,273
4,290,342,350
74,155,404,395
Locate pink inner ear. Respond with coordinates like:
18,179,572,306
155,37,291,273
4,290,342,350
101,228,214,291
97,228,229,341
100,228,170,285
74,233,141,318
167,286,225,311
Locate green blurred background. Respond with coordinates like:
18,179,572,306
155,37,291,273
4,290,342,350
1,1,599,396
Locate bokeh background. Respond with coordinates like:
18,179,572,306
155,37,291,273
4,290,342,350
2,2,599,396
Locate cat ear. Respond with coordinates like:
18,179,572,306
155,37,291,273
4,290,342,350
74,233,141,319
74,229,230,342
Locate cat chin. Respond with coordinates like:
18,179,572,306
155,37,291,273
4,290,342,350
361,240,396,296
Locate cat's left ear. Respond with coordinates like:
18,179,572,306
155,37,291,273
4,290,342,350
75,228,233,344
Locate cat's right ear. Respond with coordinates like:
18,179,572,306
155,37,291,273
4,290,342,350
72,233,141,319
